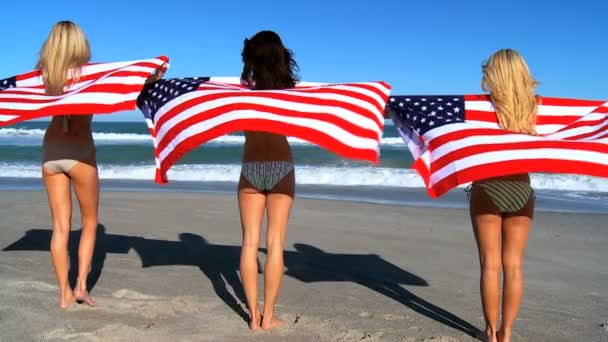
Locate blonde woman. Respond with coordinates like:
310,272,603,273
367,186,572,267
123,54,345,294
37,21,100,309
469,49,538,342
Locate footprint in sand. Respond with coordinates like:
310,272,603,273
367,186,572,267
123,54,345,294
382,313,408,321
69,289,209,319
44,323,162,341
9,280,57,292
332,329,385,341
112,289,160,300
421,337,462,342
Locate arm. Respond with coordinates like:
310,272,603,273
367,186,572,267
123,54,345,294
145,62,168,84
384,105,394,119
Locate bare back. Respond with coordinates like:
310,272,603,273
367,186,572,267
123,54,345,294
43,115,94,145
242,131,293,163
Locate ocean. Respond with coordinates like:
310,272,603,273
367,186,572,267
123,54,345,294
1,120,608,213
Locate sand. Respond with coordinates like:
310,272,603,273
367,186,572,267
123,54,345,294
0,190,606,341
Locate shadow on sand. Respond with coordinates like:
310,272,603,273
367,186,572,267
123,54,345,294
4,226,481,337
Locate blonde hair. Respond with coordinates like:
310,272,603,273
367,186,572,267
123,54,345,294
36,21,91,95
481,49,539,135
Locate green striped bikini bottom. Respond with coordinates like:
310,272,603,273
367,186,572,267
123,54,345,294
467,180,534,213
241,161,294,191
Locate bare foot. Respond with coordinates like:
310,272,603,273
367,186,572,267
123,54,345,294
482,328,498,342
249,307,262,331
497,329,511,342
74,288,96,307
261,315,284,331
59,291,76,309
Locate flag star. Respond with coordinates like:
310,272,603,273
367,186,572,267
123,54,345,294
447,102,452,106
398,102,404,107
414,102,420,106
413,116,418,121
390,98,395,102
430,111,436,116
429,121,435,126
420,117,427,123
437,98,443,102
446,112,453,116
438,106,444,110
430,102,435,105
453,98,459,101
187,87,194,91
421,98,427,101
405,98,411,102
454,107,461,113
421,106,427,110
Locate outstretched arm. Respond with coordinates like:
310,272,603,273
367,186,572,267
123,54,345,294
384,105,394,119
145,62,168,84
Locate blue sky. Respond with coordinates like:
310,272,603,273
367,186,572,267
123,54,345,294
3,0,606,121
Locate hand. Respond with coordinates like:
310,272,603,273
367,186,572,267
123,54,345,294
146,62,167,84
384,105,394,119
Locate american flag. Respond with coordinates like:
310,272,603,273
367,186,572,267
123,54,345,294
137,77,391,183
389,95,608,197
0,56,169,125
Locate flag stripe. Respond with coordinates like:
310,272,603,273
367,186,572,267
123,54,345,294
389,94,608,197
138,78,390,183
0,56,168,123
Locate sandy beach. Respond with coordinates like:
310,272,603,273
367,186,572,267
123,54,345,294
0,190,606,341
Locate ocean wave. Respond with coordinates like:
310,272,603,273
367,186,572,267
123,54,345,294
0,128,406,146
1,162,607,192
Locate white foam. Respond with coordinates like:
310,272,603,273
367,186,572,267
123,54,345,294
1,162,607,191
0,128,406,147
0,128,151,143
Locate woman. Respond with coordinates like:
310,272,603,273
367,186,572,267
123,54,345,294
469,49,538,342
238,30,297,331
38,21,99,309
39,22,165,309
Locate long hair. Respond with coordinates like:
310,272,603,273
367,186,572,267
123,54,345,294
36,21,91,96
481,49,538,135
241,30,299,90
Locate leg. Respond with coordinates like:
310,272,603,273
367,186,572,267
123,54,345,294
238,175,266,330
498,216,531,342
42,167,75,309
470,189,502,342
261,171,294,330
69,162,99,307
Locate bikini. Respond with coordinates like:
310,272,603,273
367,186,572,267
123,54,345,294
42,116,95,173
467,173,535,218
241,161,294,191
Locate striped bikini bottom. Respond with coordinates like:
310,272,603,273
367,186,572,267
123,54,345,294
241,161,294,191
467,176,535,218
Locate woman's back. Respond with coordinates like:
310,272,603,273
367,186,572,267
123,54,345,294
242,131,292,162
44,115,93,144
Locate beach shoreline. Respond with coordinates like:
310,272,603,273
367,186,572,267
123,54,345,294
2,177,608,214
